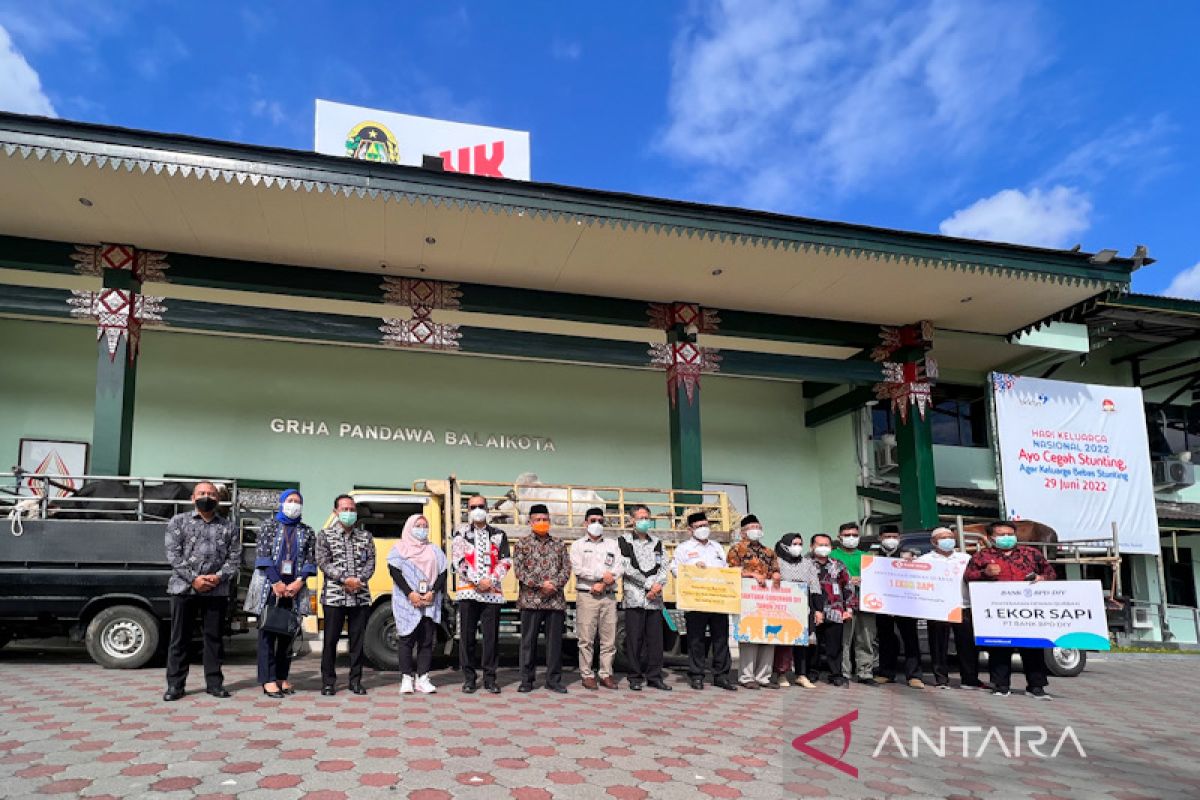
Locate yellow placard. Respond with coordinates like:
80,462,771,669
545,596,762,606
675,565,742,614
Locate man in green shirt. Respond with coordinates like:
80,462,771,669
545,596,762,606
830,522,877,686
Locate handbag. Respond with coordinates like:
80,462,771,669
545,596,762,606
260,594,300,638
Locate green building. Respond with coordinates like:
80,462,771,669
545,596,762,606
0,112,1194,644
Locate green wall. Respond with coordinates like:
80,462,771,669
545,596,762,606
0,318,845,542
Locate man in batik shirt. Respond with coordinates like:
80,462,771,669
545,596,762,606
512,504,571,694
726,514,782,689
451,493,511,694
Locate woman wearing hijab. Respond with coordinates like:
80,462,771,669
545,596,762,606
771,532,824,689
388,514,447,695
245,489,317,698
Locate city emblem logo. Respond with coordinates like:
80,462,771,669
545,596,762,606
862,593,885,612
345,120,400,163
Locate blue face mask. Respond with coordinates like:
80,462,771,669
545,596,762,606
634,519,653,533
994,534,1018,550
936,538,956,552
338,511,357,527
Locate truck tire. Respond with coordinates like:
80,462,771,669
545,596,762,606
85,605,160,669
363,604,399,672
1044,647,1086,677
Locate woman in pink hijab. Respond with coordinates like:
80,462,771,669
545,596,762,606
388,514,448,695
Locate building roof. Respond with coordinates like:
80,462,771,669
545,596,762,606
0,111,1144,339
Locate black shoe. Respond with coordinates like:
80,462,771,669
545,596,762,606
261,686,284,699
546,684,568,694
739,681,760,690
647,679,673,692
163,689,185,702
321,685,336,696
991,687,1011,697
483,683,501,695
517,683,534,693
206,686,231,698
462,682,478,694
628,681,643,692
857,677,878,687
714,677,738,691
689,678,703,690
830,676,847,687
1028,687,1053,700
350,683,367,696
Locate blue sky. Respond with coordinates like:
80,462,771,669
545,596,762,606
0,1,1197,297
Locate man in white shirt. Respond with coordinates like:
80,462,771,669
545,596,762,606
570,507,624,690
671,511,737,691
918,527,985,689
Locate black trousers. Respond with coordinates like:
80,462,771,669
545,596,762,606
399,616,437,676
877,614,922,681
519,608,564,687
624,607,664,682
166,594,227,691
684,611,731,680
988,646,1048,691
321,604,369,686
807,621,845,681
257,628,294,685
458,600,501,684
928,608,981,686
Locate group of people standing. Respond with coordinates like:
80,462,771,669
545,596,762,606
162,481,1059,701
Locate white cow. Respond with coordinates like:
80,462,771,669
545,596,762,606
495,473,610,527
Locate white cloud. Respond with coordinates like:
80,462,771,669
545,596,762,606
1164,262,1200,300
938,186,1091,249
658,0,1045,210
251,98,287,126
1040,113,1175,189
0,24,55,116
134,29,189,80
551,38,582,61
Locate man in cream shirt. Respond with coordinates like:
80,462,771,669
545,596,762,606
570,507,624,690
918,527,984,690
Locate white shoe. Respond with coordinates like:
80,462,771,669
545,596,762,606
415,674,437,694
775,674,791,687
796,676,816,689
399,675,414,694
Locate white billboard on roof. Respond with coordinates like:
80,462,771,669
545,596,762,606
315,99,531,180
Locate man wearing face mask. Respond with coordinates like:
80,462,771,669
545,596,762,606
966,521,1058,699
671,511,737,691
570,507,624,690
163,481,240,702
512,504,571,693
619,505,670,691
830,522,877,687
871,526,925,689
451,494,512,694
726,514,782,689
919,527,984,690
316,494,376,695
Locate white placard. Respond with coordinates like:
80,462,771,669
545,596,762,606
969,580,1110,650
990,373,1160,555
315,99,530,180
859,555,964,622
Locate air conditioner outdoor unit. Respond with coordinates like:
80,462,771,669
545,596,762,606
1131,606,1155,630
1152,458,1196,489
874,440,899,474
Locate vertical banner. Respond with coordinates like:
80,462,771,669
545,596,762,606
990,373,1160,555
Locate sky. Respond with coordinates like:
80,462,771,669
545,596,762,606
0,1,1197,297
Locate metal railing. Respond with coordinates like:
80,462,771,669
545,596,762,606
2,471,239,524
438,477,733,542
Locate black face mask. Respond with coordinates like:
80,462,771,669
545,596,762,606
195,496,218,514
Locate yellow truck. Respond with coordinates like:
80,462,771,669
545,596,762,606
304,476,734,670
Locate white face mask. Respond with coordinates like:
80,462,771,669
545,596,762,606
412,526,429,542
786,544,803,557
936,538,957,552
745,528,763,542
693,526,711,541
469,507,488,524
881,538,900,551
840,535,860,549
586,522,604,538
813,545,832,558
282,501,303,520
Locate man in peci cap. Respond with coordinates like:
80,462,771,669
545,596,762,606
512,503,572,693
570,506,624,690
726,514,782,689
671,511,737,691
